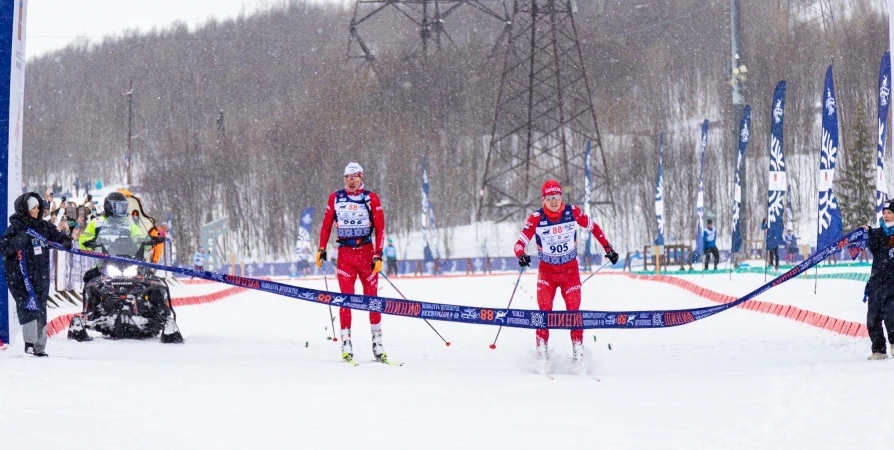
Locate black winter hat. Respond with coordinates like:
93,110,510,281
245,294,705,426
884,199,894,214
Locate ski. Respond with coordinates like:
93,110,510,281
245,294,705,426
343,357,359,367
372,357,403,366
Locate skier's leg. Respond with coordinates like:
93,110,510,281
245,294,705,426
336,249,358,331
560,272,583,344
535,276,557,346
357,246,385,358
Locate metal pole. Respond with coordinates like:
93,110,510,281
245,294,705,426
125,79,134,187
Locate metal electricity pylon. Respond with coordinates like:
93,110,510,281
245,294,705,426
477,0,614,222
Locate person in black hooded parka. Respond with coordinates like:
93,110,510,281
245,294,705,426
0,192,71,356
863,199,894,360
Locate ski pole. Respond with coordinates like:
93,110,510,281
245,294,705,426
580,260,612,286
380,272,451,346
489,267,525,350
322,267,337,342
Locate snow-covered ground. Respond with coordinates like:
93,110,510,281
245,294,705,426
1,272,890,450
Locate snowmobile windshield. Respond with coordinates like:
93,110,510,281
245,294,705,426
108,200,129,217
94,217,150,258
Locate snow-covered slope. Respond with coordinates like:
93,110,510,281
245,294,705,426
0,273,888,450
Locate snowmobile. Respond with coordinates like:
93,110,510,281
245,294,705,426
67,231,183,343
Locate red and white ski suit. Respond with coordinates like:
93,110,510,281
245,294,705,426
319,188,386,330
514,203,611,345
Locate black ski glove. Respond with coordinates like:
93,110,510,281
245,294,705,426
518,254,531,267
604,247,619,265
62,238,73,250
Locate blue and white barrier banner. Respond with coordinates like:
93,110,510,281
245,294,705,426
877,51,891,222
767,81,787,250
732,105,752,254
28,227,868,330
817,65,843,250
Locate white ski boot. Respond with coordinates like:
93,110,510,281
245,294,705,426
340,329,353,361
572,343,585,374
868,352,888,360
372,329,387,362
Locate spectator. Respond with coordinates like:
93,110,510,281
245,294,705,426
193,246,204,272
0,192,72,356
761,218,779,270
861,201,894,360
73,178,81,197
94,179,103,191
783,229,798,263
703,219,719,271
384,238,398,276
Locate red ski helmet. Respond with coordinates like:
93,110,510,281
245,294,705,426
541,180,562,199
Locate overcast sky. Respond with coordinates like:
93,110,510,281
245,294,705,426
25,0,341,60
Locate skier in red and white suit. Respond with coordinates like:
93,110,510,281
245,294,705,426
316,162,388,362
514,180,619,364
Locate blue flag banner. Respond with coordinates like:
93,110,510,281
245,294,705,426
877,51,891,222
421,157,439,264
27,227,869,331
732,105,752,254
655,133,665,246
767,81,788,250
1,0,27,348
583,140,593,260
695,120,709,258
297,207,314,263
817,66,843,250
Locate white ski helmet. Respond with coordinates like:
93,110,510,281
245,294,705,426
344,162,364,178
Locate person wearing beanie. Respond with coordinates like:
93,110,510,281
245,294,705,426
861,199,894,360
316,162,389,364
513,179,618,371
0,192,73,357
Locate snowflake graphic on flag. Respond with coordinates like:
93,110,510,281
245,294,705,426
818,129,839,235
825,88,836,116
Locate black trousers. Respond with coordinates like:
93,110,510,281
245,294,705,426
767,247,779,268
704,247,719,270
386,260,398,276
867,287,894,354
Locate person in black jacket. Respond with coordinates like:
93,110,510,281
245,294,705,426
0,192,72,356
862,200,894,360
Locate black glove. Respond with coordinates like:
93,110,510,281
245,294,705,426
62,239,73,250
605,247,619,265
82,238,97,249
518,254,531,267
151,236,167,245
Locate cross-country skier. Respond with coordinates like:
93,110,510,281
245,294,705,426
861,200,894,360
513,180,619,368
316,162,387,363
